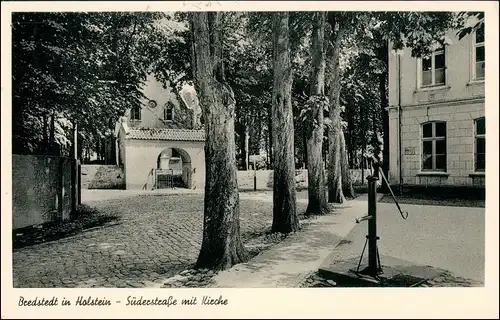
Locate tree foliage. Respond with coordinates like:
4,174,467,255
12,12,184,156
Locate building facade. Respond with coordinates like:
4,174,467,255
115,74,205,190
388,23,485,188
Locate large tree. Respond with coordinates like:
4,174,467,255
223,13,273,170
190,12,249,270
11,12,182,157
271,12,300,233
304,12,328,215
324,11,465,201
325,12,349,204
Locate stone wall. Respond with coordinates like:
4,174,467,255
237,169,375,190
12,155,79,230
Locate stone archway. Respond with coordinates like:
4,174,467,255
156,147,192,188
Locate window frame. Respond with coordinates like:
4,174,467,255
130,106,141,121
421,121,447,172
474,117,485,172
164,102,174,122
471,24,485,81
418,47,447,88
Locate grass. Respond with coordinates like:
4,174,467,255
12,205,120,250
88,165,125,189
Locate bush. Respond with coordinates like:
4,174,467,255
13,205,120,249
248,154,268,170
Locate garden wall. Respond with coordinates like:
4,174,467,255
237,169,375,190
12,155,80,230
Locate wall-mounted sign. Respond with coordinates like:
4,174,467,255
404,147,415,155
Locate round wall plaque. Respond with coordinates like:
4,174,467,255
148,100,157,108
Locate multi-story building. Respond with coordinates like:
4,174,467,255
114,74,205,190
388,22,485,189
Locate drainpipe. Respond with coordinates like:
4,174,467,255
398,54,403,194
115,138,119,166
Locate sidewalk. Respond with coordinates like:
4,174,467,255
212,196,372,288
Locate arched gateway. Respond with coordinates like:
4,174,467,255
156,147,192,189
115,124,205,190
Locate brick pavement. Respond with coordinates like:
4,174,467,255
13,192,301,288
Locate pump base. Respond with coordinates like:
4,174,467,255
318,255,443,287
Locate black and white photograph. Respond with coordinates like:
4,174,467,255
2,1,498,318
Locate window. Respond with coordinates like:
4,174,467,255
421,47,446,87
422,122,447,171
475,118,485,171
473,24,485,80
130,107,141,120
164,102,174,121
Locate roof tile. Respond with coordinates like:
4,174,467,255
126,128,205,141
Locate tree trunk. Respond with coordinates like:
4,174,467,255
255,108,263,154
245,128,250,170
348,131,355,169
42,113,48,153
340,129,355,198
267,104,273,168
191,12,249,270
49,113,56,155
72,121,78,160
265,125,270,168
245,115,251,169
326,15,346,204
305,11,328,215
302,129,307,168
375,41,390,186
328,128,345,203
241,121,248,170
371,110,381,163
380,72,390,185
96,138,100,161
271,12,300,233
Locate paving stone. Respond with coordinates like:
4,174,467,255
12,192,301,288
326,280,336,286
194,275,203,281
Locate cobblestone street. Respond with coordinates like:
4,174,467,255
13,192,306,288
